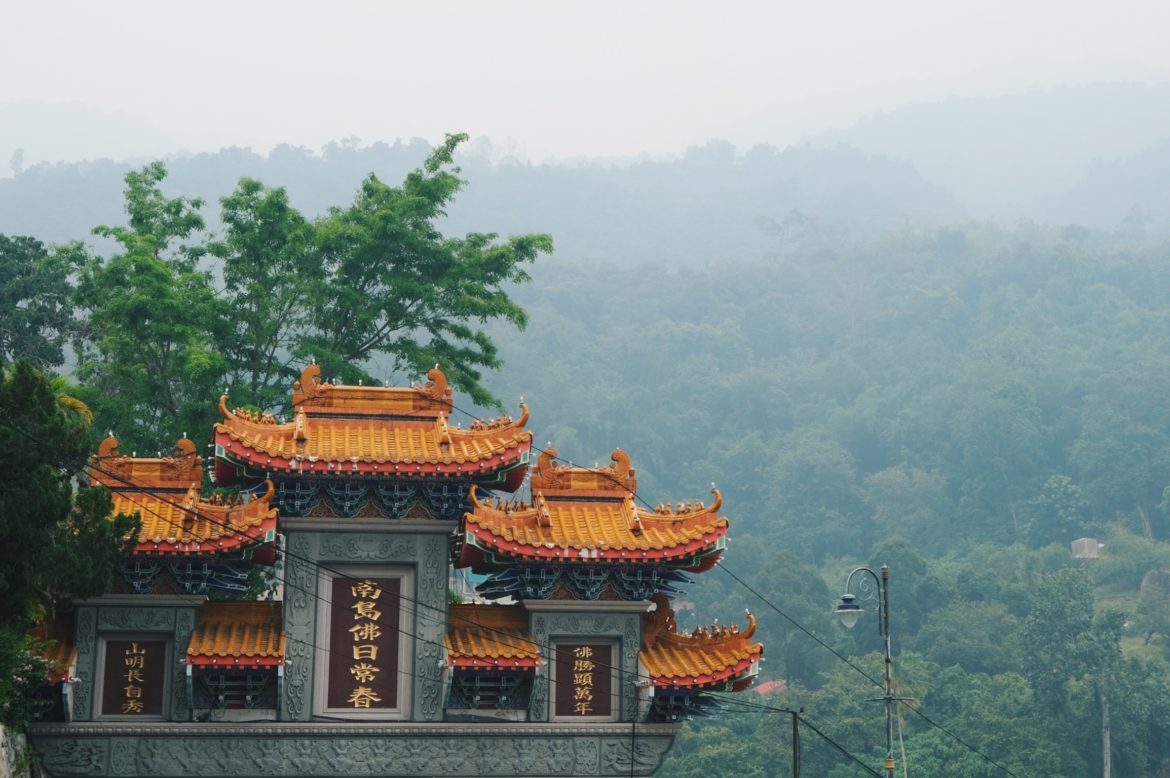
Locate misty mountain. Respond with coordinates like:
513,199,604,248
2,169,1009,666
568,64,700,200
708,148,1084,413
815,82,1170,217
0,139,961,264
1041,136,1170,233
0,101,179,172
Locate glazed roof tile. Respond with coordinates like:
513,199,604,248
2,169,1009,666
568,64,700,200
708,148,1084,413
460,449,727,565
186,601,285,667
445,604,541,669
215,365,531,478
640,595,762,690
89,436,278,555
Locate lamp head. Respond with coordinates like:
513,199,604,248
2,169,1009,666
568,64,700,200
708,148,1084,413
835,593,863,629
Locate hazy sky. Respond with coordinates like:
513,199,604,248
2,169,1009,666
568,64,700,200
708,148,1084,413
4,0,1170,165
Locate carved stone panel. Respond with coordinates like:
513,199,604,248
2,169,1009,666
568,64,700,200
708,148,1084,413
29,725,677,777
72,608,97,720
412,534,446,722
282,533,318,721
528,612,642,723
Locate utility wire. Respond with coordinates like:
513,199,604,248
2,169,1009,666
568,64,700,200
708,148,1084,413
8,394,1018,776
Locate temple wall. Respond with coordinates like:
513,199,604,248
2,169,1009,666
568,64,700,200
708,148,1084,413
281,519,451,723
526,602,648,724
28,722,678,777
70,596,205,723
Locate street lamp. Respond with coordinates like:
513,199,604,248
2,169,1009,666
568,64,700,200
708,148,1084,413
834,564,896,778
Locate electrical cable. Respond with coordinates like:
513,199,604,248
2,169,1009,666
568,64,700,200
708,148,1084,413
5,394,1017,776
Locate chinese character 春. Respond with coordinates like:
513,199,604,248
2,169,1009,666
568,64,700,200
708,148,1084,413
349,622,382,641
351,581,382,600
350,662,380,683
352,601,382,621
353,644,379,661
347,686,382,708
573,646,593,659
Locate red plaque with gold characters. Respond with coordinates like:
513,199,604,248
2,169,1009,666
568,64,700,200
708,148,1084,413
554,642,613,717
101,640,166,716
327,577,401,709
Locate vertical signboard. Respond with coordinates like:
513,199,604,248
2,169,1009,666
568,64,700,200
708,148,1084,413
101,640,167,716
554,642,614,718
327,577,401,709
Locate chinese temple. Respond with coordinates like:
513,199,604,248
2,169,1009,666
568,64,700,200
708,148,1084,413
28,365,762,777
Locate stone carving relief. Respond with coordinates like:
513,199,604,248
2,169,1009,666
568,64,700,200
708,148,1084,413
72,608,96,720
171,608,196,719
318,533,416,562
33,731,672,777
283,533,317,720
39,740,106,775
97,608,174,632
529,611,642,723
414,535,446,721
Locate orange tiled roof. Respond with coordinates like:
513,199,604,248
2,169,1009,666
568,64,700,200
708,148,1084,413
186,601,285,667
214,365,531,481
445,604,541,669
640,596,762,690
459,449,728,566
30,614,77,683
89,436,278,556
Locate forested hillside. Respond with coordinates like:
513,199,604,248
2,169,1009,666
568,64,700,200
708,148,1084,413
6,145,1170,774
0,140,960,264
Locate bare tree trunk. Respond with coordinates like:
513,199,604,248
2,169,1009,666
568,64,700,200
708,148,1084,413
1101,685,1112,778
1138,503,1154,541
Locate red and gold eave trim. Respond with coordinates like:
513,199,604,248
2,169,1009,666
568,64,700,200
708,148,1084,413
648,654,762,690
457,527,727,568
128,515,279,557
213,435,531,490
447,655,542,670
185,654,284,669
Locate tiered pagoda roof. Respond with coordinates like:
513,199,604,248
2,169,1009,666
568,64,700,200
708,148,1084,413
186,601,285,669
214,365,531,489
445,604,541,670
442,600,760,692
639,595,761,691
88,436,278,558
455,449,728,570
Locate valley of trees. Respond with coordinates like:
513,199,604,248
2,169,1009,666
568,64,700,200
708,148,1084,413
5,135,1170,775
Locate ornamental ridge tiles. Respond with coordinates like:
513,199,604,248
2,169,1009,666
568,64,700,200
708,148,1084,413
639,595,762,691
457,449,728,568
445,604,541,669
186,601,285,668
88,435,278,556
214,365,531,484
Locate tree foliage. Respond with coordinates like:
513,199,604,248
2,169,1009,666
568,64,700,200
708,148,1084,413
0,234,78,368
0,360,139,730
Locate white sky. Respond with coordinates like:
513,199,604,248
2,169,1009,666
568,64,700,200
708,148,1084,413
4,0,1170,163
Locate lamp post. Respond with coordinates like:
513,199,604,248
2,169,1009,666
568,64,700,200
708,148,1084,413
834,564,895,778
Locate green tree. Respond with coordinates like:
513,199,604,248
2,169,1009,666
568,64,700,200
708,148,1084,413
0,234,79,368
210,178,320,412
73,162,225,450
0,360,139,729
310,133,553,407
